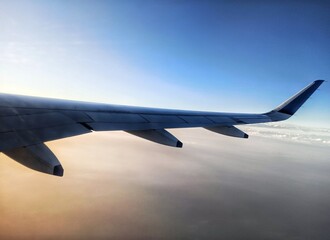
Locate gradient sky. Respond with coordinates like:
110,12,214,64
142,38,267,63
1,1,330,239
0,0,329,127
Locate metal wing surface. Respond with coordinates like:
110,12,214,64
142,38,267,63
0,80,324,176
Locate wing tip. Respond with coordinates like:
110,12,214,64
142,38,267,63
273,80,325,116
314,79,325,83
314,79,325,86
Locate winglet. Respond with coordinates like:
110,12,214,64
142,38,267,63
272,80,324,116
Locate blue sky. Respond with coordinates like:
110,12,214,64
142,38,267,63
1,2,330,239
0,0,329,127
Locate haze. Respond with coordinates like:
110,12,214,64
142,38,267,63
1,126,330,239
1,1,330,239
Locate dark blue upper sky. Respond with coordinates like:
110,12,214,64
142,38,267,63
0,0,329,127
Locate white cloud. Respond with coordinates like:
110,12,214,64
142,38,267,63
240,123,330,146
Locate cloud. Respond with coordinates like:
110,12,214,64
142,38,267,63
240,123,330,146
0,129,330,239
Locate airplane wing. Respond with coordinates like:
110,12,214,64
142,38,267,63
0,80,324,176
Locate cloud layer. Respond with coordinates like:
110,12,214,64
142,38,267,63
0,128,330,239
241,123,330,146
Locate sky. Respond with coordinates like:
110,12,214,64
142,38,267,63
1,1,330,239
0,0,329,127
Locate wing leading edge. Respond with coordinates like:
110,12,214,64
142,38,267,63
0,80,324,176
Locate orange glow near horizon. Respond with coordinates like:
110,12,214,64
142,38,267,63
1,129,330,239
